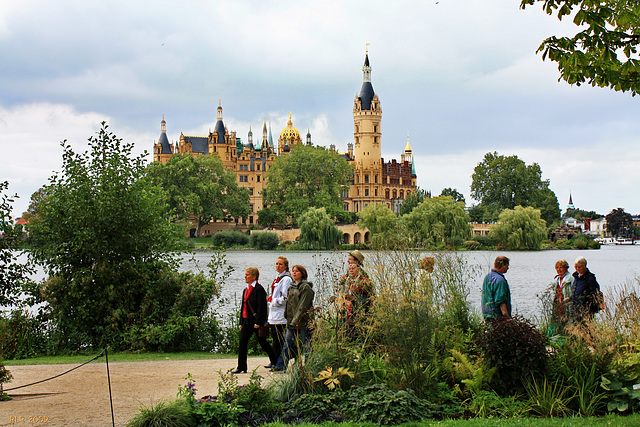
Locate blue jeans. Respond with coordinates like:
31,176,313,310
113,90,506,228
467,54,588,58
274,328,311,370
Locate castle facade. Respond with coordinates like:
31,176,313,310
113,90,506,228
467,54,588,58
153,52,417,231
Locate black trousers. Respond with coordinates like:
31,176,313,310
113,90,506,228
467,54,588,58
270,324,287,362
237,324,277,371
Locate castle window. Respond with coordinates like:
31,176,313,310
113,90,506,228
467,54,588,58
257,164,261,171
393,190,397,198
365,175,369,183
257,175,261,182
385,189,390,198
375,189,378,196
400,190,404,198
365,189,369,196
249,188,254,195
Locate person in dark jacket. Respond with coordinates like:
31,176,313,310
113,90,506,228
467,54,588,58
272,265,314,372
572,257,601,322
234,267,277,374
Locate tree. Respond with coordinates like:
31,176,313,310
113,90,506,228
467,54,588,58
357,203,399,236
490,206,548,250
297,207,342,250
26,123,218,351
521,1,640,96
0,181,33,306
439,188,466,205
471,152,560,224
401,196,471,247
564,208,602,220
21,186,48,222
399,187,430,216
606,207,633,237
259,145,352,227
147,153,250,237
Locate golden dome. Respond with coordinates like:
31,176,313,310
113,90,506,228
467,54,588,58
279,112,301,142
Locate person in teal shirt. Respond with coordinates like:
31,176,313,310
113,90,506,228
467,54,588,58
481,256,512,322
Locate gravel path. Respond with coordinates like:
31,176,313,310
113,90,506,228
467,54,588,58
1,356,273,427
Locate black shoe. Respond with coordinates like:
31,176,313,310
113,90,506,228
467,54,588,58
264,363,273,369
232,368,247,374
271,366,283,372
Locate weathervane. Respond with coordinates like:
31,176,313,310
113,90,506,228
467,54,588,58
366,42,370,54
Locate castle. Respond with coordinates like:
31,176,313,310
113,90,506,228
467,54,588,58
153,52,417,232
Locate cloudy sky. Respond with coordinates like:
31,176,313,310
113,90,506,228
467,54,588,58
1,0,638,218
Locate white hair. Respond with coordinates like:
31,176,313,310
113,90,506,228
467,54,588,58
575,256,587,266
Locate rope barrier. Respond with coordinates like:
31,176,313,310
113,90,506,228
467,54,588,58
4,350,105,392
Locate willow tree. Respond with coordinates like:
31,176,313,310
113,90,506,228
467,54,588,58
490,206,548,250
401,196,471,248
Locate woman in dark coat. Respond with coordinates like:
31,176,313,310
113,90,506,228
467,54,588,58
234,267,278,374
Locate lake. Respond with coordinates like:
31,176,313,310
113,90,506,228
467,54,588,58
11,245,640,321
179,245,640,320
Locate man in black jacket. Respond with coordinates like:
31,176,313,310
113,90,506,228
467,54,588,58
572,257,601,322
234,267,278,374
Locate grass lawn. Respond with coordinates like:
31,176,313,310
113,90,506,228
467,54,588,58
4,351,236,366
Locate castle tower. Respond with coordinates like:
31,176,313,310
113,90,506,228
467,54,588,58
348,49,383,212
353,50,382,171
278,112,302,154
213,99,226,144
153,115,173,163
401,134,413,163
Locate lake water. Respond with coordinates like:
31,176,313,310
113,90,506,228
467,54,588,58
12,245,640,321
179,245,640,321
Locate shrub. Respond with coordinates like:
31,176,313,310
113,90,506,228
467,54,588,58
249,232,279,250
476,315,549,395
212,229,249,248
126,400,194,427
463,240,481,250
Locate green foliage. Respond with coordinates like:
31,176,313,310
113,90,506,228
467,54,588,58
193,401,244,427
439,187,466,205
260,145,352,227
521,0,640,96
525,377,573,417
477,316,549,395
249,231,280,250
490,206,548,250
297,207,342,250
467,390,530,418
0,181,33,306
606,208,634,238
601,342,640,413
0,309,50,359
401,196,471,248
399,187,430,216
24,124,234,353
357,203,398,237
125,400,195,427
471,152,560,225
211,229,249,248
147,153,250,237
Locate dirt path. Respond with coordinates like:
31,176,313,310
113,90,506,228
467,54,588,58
1,356,273,427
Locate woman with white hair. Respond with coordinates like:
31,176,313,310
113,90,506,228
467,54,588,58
572,257,601,321
551,259,574,332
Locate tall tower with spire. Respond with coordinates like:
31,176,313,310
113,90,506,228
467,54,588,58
349,49,384,212
353,49,382,171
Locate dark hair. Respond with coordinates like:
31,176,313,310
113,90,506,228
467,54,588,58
494,256,510,269
292,265,308,280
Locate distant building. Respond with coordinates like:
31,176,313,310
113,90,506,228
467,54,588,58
153,51,417,233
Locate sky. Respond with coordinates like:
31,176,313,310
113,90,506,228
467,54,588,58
1,0,639,219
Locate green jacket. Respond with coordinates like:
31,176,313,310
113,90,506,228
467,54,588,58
285,280,314,329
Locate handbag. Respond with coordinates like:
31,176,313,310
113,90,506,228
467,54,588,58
246,299,270,338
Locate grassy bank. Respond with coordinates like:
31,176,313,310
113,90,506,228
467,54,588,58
4,351,235,366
